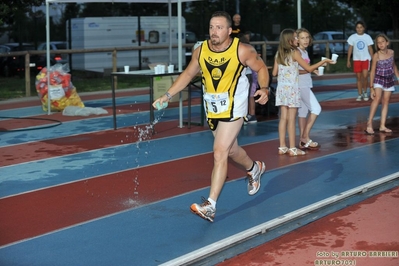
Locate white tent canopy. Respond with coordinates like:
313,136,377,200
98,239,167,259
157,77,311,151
44,0,200,114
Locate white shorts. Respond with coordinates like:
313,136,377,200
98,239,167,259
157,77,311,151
374,84,395,92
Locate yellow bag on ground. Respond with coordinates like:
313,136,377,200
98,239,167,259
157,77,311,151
40,87,84,112
36,64,84,112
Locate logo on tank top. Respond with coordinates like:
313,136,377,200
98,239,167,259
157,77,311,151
211,68,222,80
204,59,230,90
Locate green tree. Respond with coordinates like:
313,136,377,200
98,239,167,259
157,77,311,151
0,0,44,25
1,0,45,46
79,3,171,17
340,0,398,37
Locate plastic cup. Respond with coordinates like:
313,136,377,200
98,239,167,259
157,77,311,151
168,65,174,73
331,53,339,62
155,101,168,110
318,66,324,76
159,65,166,74
124,65,129,73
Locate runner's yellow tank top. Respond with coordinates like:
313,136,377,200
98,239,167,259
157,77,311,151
199,38,249,119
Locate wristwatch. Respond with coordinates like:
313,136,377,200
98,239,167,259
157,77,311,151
165,92,172,100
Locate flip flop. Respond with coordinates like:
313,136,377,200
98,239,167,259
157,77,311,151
364,128,375,135
379,128,392,133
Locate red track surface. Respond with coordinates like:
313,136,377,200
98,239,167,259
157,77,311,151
218,186,399,266
1,75,398,265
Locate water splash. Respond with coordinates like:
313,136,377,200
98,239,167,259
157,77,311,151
122,198,142,208
132,109,165,198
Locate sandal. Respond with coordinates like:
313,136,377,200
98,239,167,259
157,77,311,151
299,139,320,150
288,147,306,156
379,128,392,133
278,147,288,155
364,127,374,135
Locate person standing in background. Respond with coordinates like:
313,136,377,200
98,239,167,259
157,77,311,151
365,33,399,134
240,31,258,124
296,28,321,150
347,21,374,101
230,13,245,39
272,29,335,156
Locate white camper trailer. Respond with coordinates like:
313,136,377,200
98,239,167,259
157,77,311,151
67,16,186,72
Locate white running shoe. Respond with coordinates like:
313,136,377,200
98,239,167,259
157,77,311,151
190,197,216,222
356,95,362,101
247,161,266,195
363,92,369,101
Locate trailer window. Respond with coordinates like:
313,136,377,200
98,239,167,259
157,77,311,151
149,31,159,43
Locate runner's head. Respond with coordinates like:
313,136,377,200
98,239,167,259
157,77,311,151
209,11,232,46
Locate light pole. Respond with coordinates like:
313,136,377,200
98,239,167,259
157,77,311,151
297,0,302,28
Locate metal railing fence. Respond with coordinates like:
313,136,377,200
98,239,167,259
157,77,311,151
1,40,398,97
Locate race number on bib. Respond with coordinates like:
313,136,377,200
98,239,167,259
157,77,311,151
203,92,230,114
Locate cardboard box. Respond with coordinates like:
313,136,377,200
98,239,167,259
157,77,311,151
153,75,188,102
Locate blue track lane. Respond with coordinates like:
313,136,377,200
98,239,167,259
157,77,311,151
1,138,398,265
1,104,398,198
0,79,398,265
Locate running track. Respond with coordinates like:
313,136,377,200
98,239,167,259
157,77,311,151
0,74,398,265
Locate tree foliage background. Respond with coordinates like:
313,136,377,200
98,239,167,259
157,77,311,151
0,0,398,47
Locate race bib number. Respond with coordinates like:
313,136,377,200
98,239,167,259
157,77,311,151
203,92,229,114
